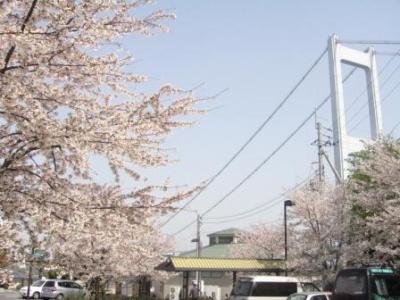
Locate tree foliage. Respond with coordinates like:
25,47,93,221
288,183,347,288
0,0,203,284
232,224,283,259
235,182,347,289
345,138,400,265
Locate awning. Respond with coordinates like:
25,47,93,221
156,256,285,272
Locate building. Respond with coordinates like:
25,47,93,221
161,228,243,300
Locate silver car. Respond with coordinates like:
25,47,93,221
20,280,46,299
41,280,85,300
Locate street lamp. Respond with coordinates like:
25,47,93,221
284,200,294,262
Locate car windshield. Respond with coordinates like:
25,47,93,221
232,281,253,296
336,273,367,294
288,294,307,300
32,280,45,287
371,275,400,300
301,282,320,292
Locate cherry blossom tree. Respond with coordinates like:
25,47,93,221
233,182,347,289
232,224,283,259
0,0,204,289
46,185,175,279
344,138,400,266
288,183,347,289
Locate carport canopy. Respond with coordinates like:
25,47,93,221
156,256,286,300
156,256,285,273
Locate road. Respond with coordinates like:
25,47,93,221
0,289,20,300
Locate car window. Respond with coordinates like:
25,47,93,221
335,273,367,294
251,282,297,297
372,275,400,297
301,283,320,292
310,295,327,300
232,281,252,296
71,282,82,289
32,280,45,287
44,281,55,287
288,294,307,300
58,281,70,288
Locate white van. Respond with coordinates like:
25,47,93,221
230,276,319,300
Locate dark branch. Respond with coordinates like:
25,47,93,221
21,0,38,33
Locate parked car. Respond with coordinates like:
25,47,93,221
230,276,320,300
20,279,46,299
41,280,86,300
20,279,85,299
288,292,332,300
332,267,400,300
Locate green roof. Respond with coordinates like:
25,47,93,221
180,243,239,258
207,228,241,237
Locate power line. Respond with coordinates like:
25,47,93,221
390,120,400,135
348,77,400,133
205,175,311,220
159,47,328,228
203,199,283,224
172,98,330,236
338,40,400,45
199,99,329,218
171,65,357,237
345,48,400,114
346,57,400,129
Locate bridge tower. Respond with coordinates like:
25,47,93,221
328,34,383,181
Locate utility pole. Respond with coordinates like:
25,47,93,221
313,120,342,183
316,121,325,183
196,214,202,292
284,200,294,276
190,210,202,295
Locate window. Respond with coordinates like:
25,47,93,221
251,282,297,297
218,237,233,244
58,281,74,288
372,275,400,297
232,281,252,296
335,273,366,294
58,282,67,288
301,282,320,292
71,282,83,289
32,280,45,287
44,281,55,287
288,294,307,300
310,295,327,300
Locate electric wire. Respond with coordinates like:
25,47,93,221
159,47,328,228
203,198,283,224
345,48,400,114
171,66,357,237
376,51,400,57
171,98,330,236
346,57,400,130
348,77,400,133
390,120,400,135
198,99,329,218
338,40,400,45
205,175,311,220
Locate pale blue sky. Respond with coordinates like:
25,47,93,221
97,1,400,250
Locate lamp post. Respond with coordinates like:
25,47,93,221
284,200,294,275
